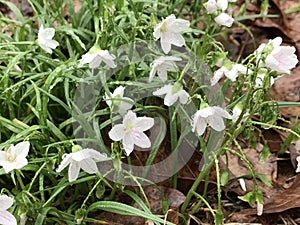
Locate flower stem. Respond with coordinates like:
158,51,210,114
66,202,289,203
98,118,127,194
169,106,178,189
28,162,46,192
16,170,25,190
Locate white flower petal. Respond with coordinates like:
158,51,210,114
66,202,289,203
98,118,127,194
211,68,226,86
0,152,7,166
109,124,125,141
132,132,151,148
178,90,189,104
192,113,207,136
13,141,30,158
89,55,102,68
153,84,172,96
149,67,157,82
39,27,55,40
157,68,168,82
56,154,72,173
134,117,154,131
206,0,218,14
257,201,263,216
79,158,99,174
208,116,226,131
0,195,14,210
113,86,125,96
217,0,228,11
153,25,161,40
160,39,172,54
79,53,97,66
68,161,81,182
164,32,185,47
123,133,135,156
214,13,234,27
75,148,107,161
0,210,17,225
123,110,137,125
197,107,214,118
102,56,117,68
14,158,28,170
238,178,247,191
213,106,232,119
164,92,178,106
1,163,15,173
168,19,190,32
296,156,300,173
118,100,133,113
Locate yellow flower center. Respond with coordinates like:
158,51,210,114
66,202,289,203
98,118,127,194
160,22,167,33
6,151,16,162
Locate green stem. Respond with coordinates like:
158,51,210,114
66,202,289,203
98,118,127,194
81,177,103,207
169,106,178,189
192,190,216,217
28,162,46,192
190,172,209,214
215,157,223,224
16,170,25,190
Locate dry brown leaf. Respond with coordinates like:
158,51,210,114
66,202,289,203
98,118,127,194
270,68,300,117
238,173,300,216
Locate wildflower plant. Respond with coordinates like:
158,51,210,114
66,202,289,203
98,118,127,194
0,0,299,224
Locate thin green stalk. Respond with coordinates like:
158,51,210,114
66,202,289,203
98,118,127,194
28,162,46,192
81,177,103,207
16,170,25,190
215,158,223,225
169,106,178,188
190,172,210,214
192,190,216,218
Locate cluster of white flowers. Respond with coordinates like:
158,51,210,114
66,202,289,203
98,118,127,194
205,0,236,27
34,10,300,221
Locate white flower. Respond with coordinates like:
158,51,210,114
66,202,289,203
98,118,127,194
255,37,298,74
79,46,116,69
153,83,189,106
205,0,236,13
191,105,232,136
214,13,234,27
216,0,228,11
56,147,107,182
38,25,59,54
232,105,242,122
104,86,133,114
257,201,263,216
238,178,246,192
108,110,154,156
153,14,190,54
0,195,17,225
149,56,182,82
211,63,249,86
205,0,218,14
265,38,298,74
296,156,300,173
0,141,30,173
